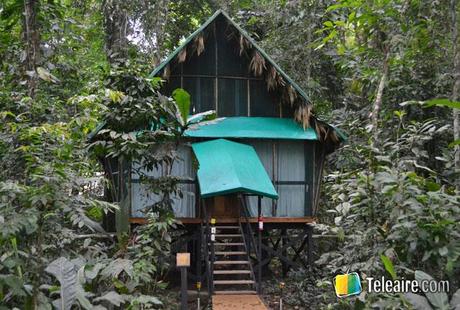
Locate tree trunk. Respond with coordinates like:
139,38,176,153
152,0,170,66
451,0,460,191
23,0,40,98
371,48,390,144
102,0,129,64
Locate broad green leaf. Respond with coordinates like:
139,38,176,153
425,98,460,109
448,139,460,148
94,291,126,306
438,247,448,256
45,257,78,310
0,274,26,297
187,110,216,125
450,289,460,309
172,88,191,126
101,259,133,279
405,293,433,310
133,295,162,305
414,270,449,310
380,254,396,280
37,66,60,83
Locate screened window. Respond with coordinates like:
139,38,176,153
131,145,196,218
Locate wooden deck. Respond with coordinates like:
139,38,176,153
130,217,317,225
212,294,268,309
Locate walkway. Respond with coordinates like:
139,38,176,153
212,294,268,309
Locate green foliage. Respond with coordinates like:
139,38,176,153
380,255,396,281
45,257,80,310
308,111,460,308
405,270,460,310
172,88,191,126
1,0,460,309
425,99,460,110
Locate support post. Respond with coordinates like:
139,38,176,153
281,228,288,276
177,253,191,310
196,227,202,285
307,225,313,270
180,267,188,310
257,196,262,294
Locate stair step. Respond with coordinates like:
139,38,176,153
215,234,242,238
214,280,255,285
214,242,245,246
214,260,249,265
216,226,240,229
213,270,251,274
214,290,257,295
214,251,246,255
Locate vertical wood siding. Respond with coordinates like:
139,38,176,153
130,140,317,218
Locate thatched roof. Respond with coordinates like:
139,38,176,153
149,10,310,103
148,10,346,150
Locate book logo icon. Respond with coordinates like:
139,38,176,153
334,272,362,298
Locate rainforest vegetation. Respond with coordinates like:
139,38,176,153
0,0,459,309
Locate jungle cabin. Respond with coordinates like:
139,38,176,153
94,10,345,297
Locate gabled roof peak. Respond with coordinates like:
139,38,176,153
149,10,310,105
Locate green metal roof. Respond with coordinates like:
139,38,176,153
148,10,310,104
192,139,278,199
185,117,317,140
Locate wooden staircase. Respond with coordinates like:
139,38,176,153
210,225,258,295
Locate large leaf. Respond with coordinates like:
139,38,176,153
101,259,133,279
448,139,460,148
414,270,449,310
0,274,26,297
451,289,460,309
425,98,460,109
45,257,78,310
133,295,162,306
172,88,191,126
380,254,396,280
36,66,60,83
187,110,216,125
405,293,432,310
94,291,127,306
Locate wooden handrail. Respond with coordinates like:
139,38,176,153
239,195,260,259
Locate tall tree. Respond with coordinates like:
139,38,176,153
371,45,390,143
102,0,129,63
23,0,40,97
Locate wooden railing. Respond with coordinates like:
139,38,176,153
201,201,214,296
238,195,262,294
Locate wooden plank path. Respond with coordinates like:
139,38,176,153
212,294,268,309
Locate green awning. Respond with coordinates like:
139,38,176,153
192,139,278,199
185,117,317,140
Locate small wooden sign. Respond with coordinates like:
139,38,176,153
176,252,190,267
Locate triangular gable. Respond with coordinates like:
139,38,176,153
149,10,310,105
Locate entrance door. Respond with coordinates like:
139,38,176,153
206,194,240,219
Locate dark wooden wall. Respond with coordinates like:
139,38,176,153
160,15,295,118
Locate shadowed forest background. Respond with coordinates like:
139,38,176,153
1,0,460,309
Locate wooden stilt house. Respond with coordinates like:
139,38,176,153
95,10,345,297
